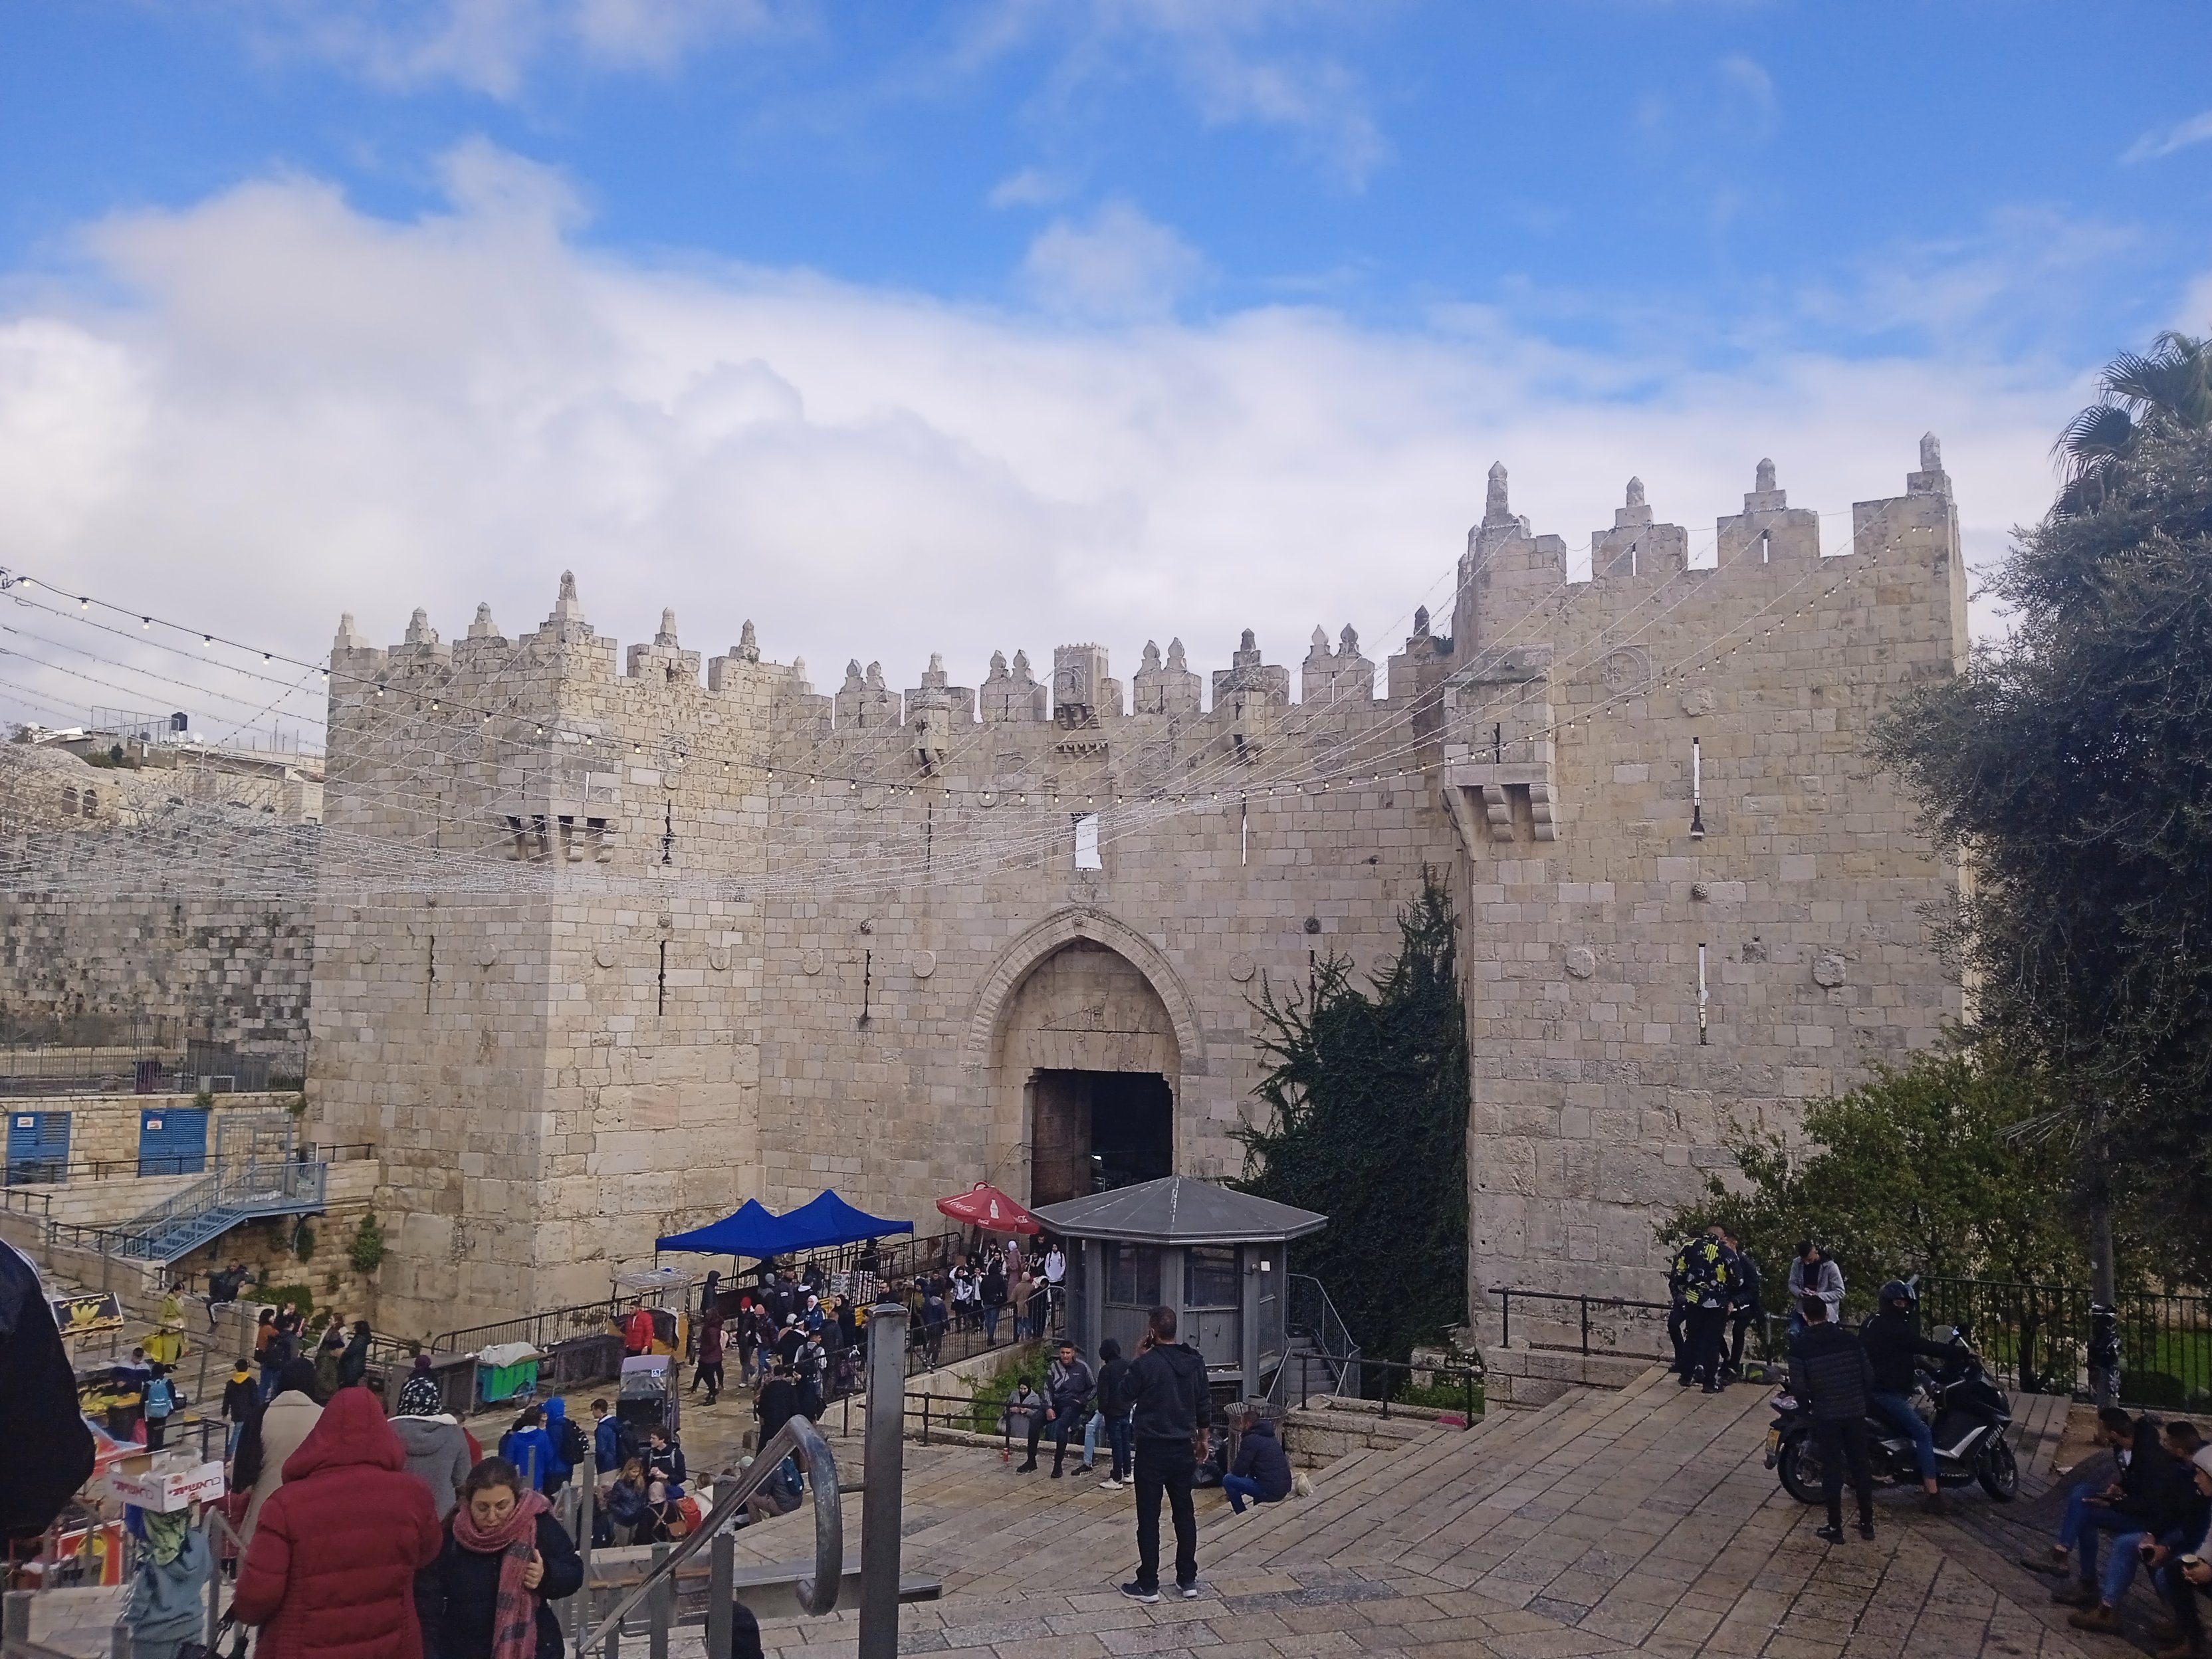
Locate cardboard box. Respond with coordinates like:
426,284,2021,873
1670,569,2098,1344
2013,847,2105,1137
106,1457,227,1513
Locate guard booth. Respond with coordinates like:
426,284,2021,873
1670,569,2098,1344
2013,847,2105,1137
1032,1176,1326,1400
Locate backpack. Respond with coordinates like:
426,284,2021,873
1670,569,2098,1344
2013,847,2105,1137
144,1378,175,1418
560,1416,588,1469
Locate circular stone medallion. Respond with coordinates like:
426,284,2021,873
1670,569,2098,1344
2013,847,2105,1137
356,941,380,965
593,942,620,969
1228,954,1257,984
477,944,498,968
1564,946,1597,980
708,946,731,972
802,949,826,976
912,950,937,980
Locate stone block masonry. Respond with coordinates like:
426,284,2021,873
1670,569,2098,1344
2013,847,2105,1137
286,442,1958,1337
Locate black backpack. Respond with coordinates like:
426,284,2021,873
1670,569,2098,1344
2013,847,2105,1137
560,1416,588,1469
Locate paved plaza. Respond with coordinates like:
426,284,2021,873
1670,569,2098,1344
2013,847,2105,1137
28,1366,2136,1659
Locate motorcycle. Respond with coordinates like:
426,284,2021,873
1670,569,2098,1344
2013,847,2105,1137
1765,1323,2019,1503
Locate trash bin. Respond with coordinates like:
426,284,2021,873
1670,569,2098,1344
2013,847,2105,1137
475,1342,542,1404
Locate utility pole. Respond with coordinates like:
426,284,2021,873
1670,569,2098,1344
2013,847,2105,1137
2087,1098,2119,1407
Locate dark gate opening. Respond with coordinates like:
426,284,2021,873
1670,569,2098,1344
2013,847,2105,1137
1030,1069,1173,1207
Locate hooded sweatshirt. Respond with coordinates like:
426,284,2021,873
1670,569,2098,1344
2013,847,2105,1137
540,1396,579,1484
126,1525,214,1651
1126,1341,1212,1444
231,1389,443,1659
389,1416,473,1520
1229,1418,1293,1501
498,1418,556,1492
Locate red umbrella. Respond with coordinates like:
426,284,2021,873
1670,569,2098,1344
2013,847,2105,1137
937,1181,1043,1235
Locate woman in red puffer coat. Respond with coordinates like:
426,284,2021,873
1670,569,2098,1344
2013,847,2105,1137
233,1387,444,1659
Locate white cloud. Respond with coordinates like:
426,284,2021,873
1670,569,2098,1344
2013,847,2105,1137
988,167,1075,209
235,0,782,98
2123,110,2212,164
1017,201,1208,320
1715,52,1777,142
0,148,2091,742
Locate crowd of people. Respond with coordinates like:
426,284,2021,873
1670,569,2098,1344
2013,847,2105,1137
2021,1408,2212,1656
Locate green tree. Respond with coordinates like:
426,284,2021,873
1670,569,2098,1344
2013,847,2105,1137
1871,339,2212,1277
2055,332,2212,514
1659,1050,2088,1311
1236,871,1468,1367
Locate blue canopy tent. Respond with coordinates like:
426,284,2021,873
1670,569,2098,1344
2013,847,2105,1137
776,1189,914,1252
654,1198,788,1258
653,1190,912,1260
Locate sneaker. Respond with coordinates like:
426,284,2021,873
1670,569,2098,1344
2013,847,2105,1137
1099,1478,1124,1491
2021,1551,2071,1576
1121,1582,1160,1603
1079,1463,1095,1472
1702,1383,1725,1395
1815,1525,1844,1544
1179,1583,1199,1599
2067,1604,2121,1634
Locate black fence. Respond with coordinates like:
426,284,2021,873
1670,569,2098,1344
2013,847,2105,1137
1918,1277,2212,1410
0,1044,307,1099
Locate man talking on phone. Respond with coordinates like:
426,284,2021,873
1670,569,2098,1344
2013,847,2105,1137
1120,1305,1211,1603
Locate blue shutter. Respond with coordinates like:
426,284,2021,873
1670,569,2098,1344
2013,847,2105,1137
6,1112,70,1185
138,1109,209,1178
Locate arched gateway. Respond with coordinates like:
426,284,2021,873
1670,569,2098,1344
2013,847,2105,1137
965,908,1207,1206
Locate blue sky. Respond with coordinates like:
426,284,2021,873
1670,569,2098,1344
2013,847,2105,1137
2,2,2210,738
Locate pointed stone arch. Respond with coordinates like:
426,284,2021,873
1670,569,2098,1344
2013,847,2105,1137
963,907,1206,1079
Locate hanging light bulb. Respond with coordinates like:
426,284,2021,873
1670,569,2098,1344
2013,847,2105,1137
142,617,151,629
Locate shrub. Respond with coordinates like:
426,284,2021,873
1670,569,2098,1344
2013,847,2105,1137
348,1212,387,1275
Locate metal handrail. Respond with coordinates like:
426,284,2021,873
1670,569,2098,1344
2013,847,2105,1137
572,1412,843,1655
1491,1287,1673,1355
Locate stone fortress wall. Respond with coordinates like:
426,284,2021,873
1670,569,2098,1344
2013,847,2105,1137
7,439,1965,1342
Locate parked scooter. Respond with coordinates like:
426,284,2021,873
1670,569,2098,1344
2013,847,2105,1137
1765,1322,2019,1503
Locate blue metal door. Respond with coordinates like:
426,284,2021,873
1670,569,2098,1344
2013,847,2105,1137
138,1108,209,1177
5,1111,70,1185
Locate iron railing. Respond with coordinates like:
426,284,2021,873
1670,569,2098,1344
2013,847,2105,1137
1281,1349,1482,1426
42,1160,328,1263
1,1143,373,1191
1492,1287,1674,1355
429,1291,678,1357
0,1045,307,1099
1916,1277,2212,1408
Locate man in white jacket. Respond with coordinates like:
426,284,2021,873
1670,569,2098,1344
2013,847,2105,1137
1785,1241,1844,1341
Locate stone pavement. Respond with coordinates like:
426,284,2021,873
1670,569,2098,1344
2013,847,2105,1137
23,1370,2132,1659
709,1366,2123,1659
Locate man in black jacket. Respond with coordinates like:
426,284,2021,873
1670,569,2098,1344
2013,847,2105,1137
2054,1413,2191,1632
1720,1232,1762,1384
1860,1281,1957,1515
1095,1337,1134,1490
1121,1305,1211,1603
1672,1227,1737,1393
1789,1295,1876,1543
1046,1341,1095,1479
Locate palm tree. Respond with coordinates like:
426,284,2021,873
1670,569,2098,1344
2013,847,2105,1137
2055,330,2212,511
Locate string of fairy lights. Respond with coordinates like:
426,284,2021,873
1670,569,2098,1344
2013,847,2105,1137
0,500,1892,902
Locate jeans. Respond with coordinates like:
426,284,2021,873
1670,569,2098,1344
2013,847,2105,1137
1083,1410,1103,1467
1726,1310,1755,1373
2099,1531,2152,1604
2072,1500,2144,1586
1868,1391,1937,1482
1222,1473,1282,1515
1107,1414,1133,1482
1813,1419,1873,1529
1668,1301,1688,1372
1050,1414,1081,1473
1684,1305,1727,1383
1133,1437,1198,1592
984,1305,1001,1343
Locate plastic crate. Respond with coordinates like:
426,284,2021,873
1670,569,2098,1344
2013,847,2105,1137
479,1358,540,1403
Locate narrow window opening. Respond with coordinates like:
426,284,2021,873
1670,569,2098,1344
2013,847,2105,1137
1759,529,1771,564
1628,539,1638,578
1690,738,1706,839
426,935,437,1013
657,939,667,1016
859,949,871,1028
926,800,934,870
1073,812,1102,871
1697,942,1710,1044
660,800,675,865
1240,798,1249,867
